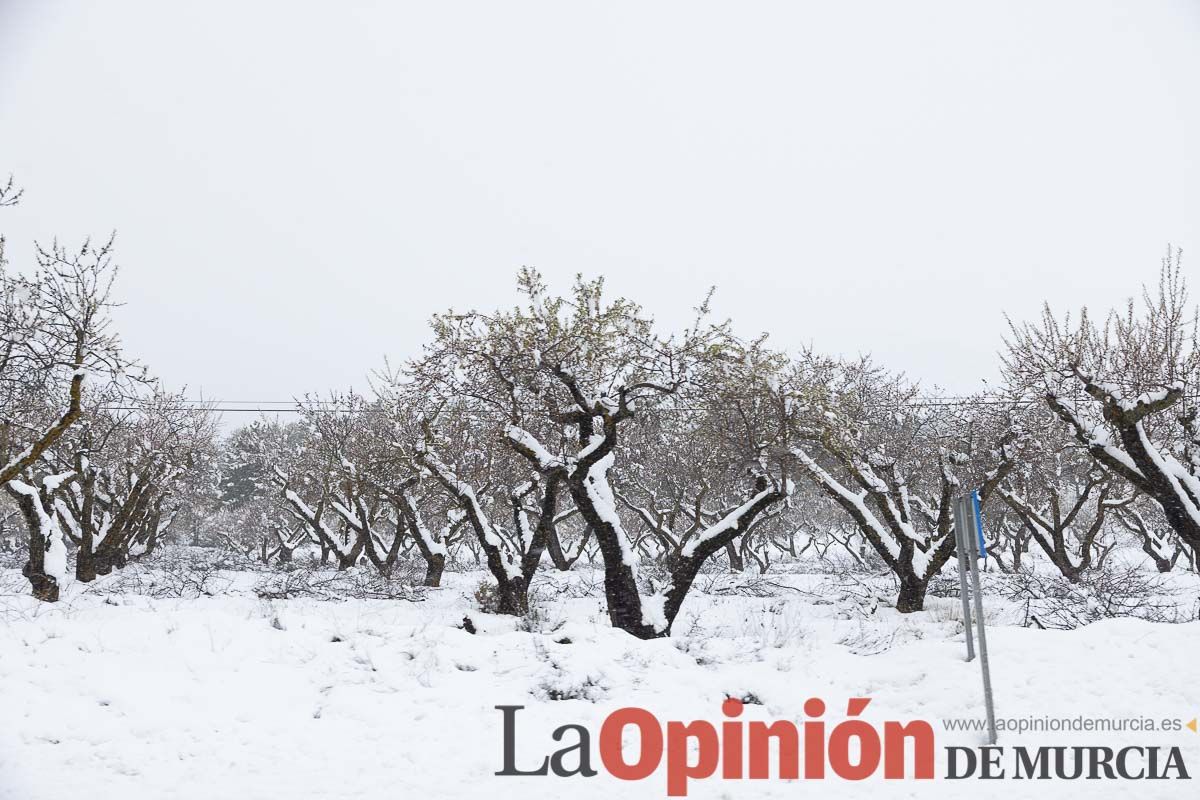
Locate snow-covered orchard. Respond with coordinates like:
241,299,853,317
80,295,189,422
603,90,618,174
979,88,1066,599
3,172,1199,797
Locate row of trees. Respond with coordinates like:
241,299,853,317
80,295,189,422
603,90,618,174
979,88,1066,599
209,261,1198,638
4,173,1196,637
1,178,216,600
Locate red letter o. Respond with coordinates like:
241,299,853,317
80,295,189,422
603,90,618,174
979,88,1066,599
600,707,664,780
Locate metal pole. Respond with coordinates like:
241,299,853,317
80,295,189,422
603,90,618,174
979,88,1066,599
952,496,975,662
963,496,997,745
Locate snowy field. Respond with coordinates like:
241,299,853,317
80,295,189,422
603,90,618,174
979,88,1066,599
2,550,1197,800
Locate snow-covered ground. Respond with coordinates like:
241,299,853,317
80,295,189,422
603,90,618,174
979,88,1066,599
1,557,1197,799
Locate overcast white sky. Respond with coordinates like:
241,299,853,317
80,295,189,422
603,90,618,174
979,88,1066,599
1,1,1198,412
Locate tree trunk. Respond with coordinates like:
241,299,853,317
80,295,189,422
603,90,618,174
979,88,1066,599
75,467,98,582
544,523,590,571
895,573,928,613
724,541,745,572
423,553,446,587
76,545,97,583
22,562,59,602
8,483,64,602
566,478,659,638
1115,426,1200,556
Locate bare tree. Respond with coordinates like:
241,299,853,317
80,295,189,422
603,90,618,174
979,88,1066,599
409,405,562,613
1005,253,1200,562
1111,495,1184,574
261,399,391,571
214,419,311,563
53,390,218,580
995,411,1131,582
982,506,1033,573
790,356,1018,611
611,338,795,621
309,394,452,585
407,271,788,636
2,180,138,600
1,235,129,484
